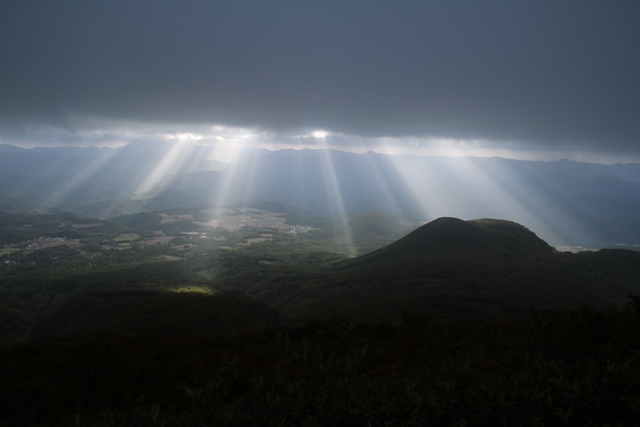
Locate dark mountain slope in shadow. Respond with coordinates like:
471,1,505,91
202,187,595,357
356,217,553,262
219,217,640,324
32,292,285,340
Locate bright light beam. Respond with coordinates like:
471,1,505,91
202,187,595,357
469,157,576,246
316,135,357,256
359,152,403,217
38,147,121,209
210,142,252,209
385,153,450,221
131,141,197,196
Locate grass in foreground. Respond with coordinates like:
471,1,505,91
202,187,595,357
1,300,640,426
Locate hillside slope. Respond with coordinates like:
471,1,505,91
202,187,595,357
218,217,640,323
358,217,553,261
32,292,285,340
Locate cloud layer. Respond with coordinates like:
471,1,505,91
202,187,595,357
1,1,639,158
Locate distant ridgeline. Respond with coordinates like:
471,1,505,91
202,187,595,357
2,143,640,248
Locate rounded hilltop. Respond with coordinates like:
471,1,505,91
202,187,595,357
363,217,554,260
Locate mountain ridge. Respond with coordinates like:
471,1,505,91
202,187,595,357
358,217,553,263
217,216,640,323
2,143,640,247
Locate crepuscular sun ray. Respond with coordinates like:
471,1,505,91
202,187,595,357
316,137,357,256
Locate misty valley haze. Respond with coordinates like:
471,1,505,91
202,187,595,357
1,142,640,248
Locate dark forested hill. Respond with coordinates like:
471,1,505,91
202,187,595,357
31,292,285,340
216,217,640,323
358,217,553,260
3,211,640,425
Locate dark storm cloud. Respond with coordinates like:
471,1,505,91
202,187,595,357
1,1,639,154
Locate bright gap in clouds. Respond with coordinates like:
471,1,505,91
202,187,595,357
164,132,204,142
311,130,330,139
7,119,636,164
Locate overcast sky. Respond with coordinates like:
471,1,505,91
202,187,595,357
1,1,639,162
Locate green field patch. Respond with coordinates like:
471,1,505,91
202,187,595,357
37,240,82,250
195,208,290,231
167,285,216,295
160,255,183,261
145,236,175,245
0,247,20,256
102,244,128,250
113,232,141,242
238,237,272,246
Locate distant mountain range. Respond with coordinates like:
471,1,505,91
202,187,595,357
2,142,640,247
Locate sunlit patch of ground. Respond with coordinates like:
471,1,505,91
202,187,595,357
37,240,83,250
195,208,290,231
133,230,179,246
166,285,216,295
113,233,141,242
15,237,84,252
145,236,176,245
102,241,135,250
0,248,20,256
237,237,272,246
159,255,183,261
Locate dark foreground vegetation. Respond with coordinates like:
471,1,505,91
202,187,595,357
3,211,640,425
2,300,640,426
